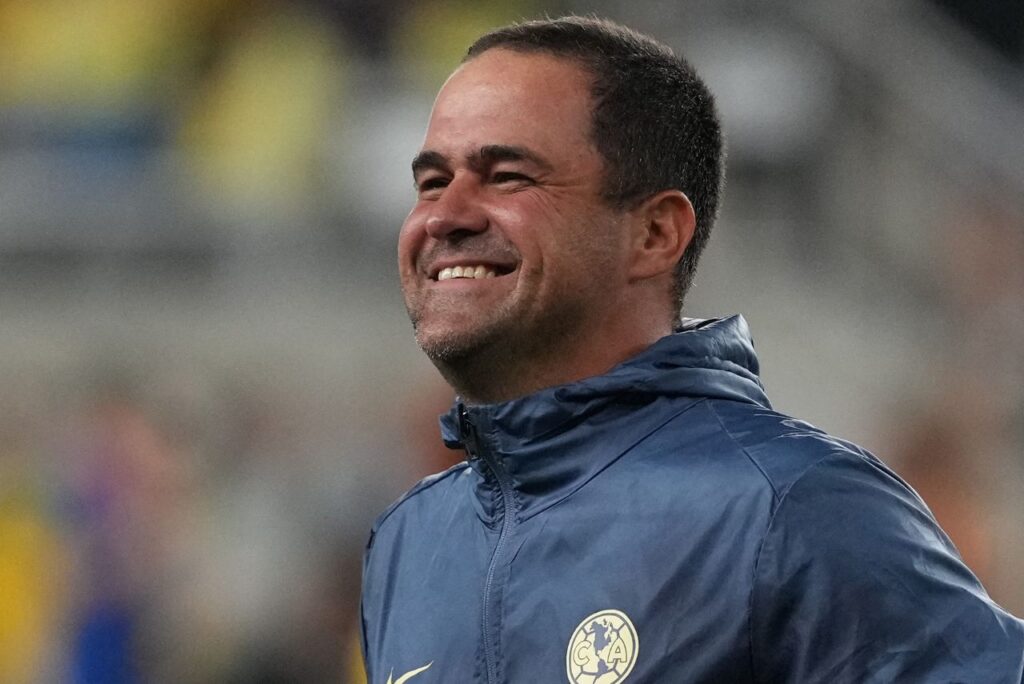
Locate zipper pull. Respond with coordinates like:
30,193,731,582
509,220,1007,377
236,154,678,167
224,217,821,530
458,403,478,458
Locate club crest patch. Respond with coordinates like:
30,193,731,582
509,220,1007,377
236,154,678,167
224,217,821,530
565,609,638,683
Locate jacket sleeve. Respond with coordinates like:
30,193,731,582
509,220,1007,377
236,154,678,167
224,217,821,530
750,452,1024,683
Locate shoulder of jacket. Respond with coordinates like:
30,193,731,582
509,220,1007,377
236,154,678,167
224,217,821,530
702,399,877,502
744,448,1024,681
369,461,472,538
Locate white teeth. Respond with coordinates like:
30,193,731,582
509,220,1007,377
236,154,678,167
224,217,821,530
436,265,498,281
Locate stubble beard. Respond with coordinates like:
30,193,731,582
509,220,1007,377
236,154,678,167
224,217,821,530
413,311,508,367
409,295,520,400
408,291,587,404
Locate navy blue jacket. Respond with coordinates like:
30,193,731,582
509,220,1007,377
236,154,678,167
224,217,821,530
361,316,1024,683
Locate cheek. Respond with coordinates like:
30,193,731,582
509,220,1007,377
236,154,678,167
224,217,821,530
556,216,628,284
397,212,424,270
490,194,565,262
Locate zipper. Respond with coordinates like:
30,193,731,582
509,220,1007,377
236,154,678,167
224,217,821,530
460,406,515,684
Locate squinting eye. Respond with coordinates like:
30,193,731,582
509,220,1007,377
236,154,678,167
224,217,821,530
491,171,533,185
416,177,449,193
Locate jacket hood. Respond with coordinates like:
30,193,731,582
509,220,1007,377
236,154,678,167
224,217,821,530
440,315,770,452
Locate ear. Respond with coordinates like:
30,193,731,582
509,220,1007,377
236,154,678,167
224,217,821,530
628,190,696,281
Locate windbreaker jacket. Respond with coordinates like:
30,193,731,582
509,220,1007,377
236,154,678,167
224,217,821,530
361,316,1024,683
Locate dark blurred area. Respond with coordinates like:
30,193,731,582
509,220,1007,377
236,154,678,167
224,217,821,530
0,1,1021,682
931,0,1024,62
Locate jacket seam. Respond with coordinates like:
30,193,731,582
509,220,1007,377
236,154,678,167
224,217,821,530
705,401,780,500
372,462,471,533
705,401,833,684
742,451,860,684
704,401,773,683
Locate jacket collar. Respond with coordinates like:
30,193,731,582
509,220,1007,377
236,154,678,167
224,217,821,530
439,315,770,522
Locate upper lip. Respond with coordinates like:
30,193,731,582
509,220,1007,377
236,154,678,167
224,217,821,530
425,258,517,279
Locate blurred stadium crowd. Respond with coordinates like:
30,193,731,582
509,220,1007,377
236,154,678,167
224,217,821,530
0,0,1021,682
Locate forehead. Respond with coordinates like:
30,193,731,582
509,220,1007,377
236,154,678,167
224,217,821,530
423,49,596,163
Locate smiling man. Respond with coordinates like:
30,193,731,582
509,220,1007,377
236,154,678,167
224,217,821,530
397,47,680,404
361,16,1024,684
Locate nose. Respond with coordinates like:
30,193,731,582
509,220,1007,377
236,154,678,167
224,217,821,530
423,172,488,240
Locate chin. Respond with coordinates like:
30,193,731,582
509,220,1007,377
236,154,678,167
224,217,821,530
417,332,482,365
415,323,502,367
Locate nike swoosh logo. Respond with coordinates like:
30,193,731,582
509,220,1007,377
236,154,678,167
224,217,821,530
386,661,433,684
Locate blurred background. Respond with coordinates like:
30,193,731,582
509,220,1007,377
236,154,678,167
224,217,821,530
0,0,1021,681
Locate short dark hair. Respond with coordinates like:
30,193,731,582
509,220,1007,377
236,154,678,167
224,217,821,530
466,16,724,314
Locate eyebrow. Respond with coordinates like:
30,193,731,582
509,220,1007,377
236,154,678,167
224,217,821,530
411,150,449,179
411,144,553,179
470,144,553,172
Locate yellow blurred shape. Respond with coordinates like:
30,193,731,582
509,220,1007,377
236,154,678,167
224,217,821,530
348,631,368,684
393,0,541,90
179,7,346,218
0,0,221,109
0,503,65,684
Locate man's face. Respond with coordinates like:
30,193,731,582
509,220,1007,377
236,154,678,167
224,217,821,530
398,49,633,369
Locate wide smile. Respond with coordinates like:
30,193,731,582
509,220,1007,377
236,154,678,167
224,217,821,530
429,262,517,282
